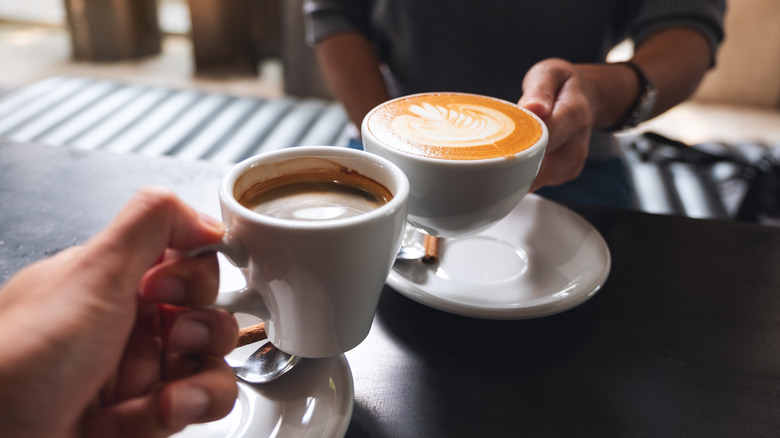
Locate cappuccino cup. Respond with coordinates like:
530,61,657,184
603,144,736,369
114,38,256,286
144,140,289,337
197,146,409,358
362,92,547,237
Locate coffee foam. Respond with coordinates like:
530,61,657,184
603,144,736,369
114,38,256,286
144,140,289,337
366,93,543,160
237,166,393,222
242,181,386,221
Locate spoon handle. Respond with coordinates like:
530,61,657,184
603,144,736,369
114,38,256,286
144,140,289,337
237,322,268,348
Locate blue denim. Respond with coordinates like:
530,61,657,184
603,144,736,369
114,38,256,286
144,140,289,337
535,157,634,208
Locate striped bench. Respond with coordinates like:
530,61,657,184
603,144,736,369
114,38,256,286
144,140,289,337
1,76,776,225
0,76,351,164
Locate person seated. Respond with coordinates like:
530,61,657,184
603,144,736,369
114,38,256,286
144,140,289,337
303,0,726,207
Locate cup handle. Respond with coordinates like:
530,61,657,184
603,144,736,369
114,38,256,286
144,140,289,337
188,233,268,316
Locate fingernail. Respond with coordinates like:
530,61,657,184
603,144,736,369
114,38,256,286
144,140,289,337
170,317,211,350
198,212,225,233
520,98,550,115
170,386,210,426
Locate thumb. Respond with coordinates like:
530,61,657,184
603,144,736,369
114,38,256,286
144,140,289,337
518,91,553,119
518,58,573,119
84,187,224,298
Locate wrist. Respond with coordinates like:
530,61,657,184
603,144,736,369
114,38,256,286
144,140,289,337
606,61,659,131
576,62,646,131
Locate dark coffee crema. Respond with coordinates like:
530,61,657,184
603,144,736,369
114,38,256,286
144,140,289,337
366,92,543,160
238,167,393,221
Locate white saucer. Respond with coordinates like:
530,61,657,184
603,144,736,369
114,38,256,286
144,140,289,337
388,194,611,319
173,320,354,438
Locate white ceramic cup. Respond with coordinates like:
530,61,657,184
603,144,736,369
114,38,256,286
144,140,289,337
362,92,548,238
198,146,409,358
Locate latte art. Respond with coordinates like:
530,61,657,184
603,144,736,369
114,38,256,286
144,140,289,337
366,93,543,160
395,102,516,147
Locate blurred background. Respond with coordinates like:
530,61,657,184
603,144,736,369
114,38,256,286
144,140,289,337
0,0,778,221
1,0,293,99
0,0,778,143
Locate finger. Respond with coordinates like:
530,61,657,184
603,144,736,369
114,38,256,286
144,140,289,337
140,253,220,307
518,58,573,119
83,357,237,438
159,357,238,432
532,130,589,190
527,62,592,191
163,308,239,357
531,122,588,190
531,113,589,191
86,187,224,291
106,304,237,403
108,300,164,402
84,394,168,438
531,143,587,191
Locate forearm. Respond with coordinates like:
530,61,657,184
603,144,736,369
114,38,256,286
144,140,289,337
579,26,713,130
315,32,391,127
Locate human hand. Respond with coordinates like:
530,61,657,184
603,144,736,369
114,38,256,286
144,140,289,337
0,187,239,438
519,58,595,191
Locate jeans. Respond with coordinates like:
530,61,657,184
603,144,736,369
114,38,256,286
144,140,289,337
535,157,634,209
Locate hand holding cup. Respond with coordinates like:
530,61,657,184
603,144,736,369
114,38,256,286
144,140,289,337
194,146,409,358
362,92,548,238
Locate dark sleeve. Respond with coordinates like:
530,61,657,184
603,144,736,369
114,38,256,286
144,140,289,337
303,0,370,45
629,0,726,64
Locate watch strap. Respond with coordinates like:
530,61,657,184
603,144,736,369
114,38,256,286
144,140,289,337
609,61,658,131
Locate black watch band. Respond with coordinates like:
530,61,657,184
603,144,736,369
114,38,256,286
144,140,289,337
609,61,658,131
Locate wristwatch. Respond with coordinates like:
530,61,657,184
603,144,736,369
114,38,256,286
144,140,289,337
610,61,658,131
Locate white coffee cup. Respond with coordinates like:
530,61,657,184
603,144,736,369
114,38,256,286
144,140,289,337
197,146,409,358
362,92,548,237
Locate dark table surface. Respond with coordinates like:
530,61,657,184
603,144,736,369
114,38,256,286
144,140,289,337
2,140,780,437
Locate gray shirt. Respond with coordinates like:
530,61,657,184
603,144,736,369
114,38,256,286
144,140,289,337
304,0,725,158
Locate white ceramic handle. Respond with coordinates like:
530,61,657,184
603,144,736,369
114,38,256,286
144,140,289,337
188,233,268,316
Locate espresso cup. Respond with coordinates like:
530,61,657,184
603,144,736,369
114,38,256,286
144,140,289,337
362,92,548,237
198,146,409,358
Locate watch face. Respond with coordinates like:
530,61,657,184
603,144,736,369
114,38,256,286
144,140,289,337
634,84,658,126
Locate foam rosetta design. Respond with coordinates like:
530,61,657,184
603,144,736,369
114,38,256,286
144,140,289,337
367,93,543,160
395,102,515,147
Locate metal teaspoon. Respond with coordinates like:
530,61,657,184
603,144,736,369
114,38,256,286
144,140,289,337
231,323,302,384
